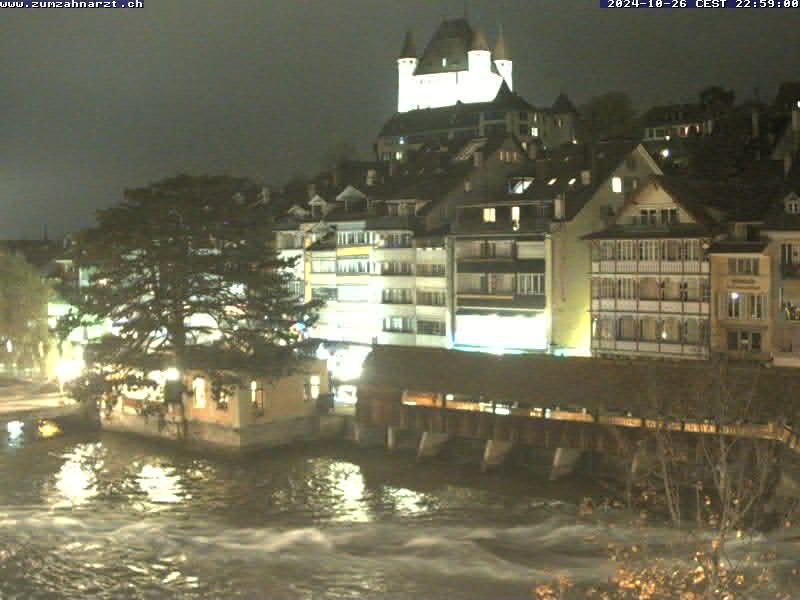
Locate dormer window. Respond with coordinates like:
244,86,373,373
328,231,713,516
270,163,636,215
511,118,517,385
787,198,800,214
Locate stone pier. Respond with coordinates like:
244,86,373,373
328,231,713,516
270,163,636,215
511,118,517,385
352,422,386,448
550,448,583,481
417,432,450,460
481,439,514,472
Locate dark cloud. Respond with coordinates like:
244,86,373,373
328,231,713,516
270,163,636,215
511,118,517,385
1,0,798,237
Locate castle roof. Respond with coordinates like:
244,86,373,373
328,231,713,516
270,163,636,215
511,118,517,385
415,18,474,76
469,27,490,52
399,29,416,59
494,28,510,61
552,93,578,115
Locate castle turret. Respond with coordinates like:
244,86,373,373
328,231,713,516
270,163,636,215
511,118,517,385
467,27,491,75
397,29,418,112
493,27,513,91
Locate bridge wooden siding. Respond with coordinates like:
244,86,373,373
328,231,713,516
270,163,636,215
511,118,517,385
355,348,800,464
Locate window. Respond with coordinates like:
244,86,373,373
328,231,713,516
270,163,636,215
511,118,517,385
511,206,520,231
781,243,800,265
617,241,636,261
616,278,637,299
639,241,658,261
383,232,412,248
311,286,337,301
508,177,534,194
728,258,759,275
304,375,321,402
288,279,303,299
251,380,264,417
612,177,623,193
417,320,446,336
728,330,762,352
483,208,496,223
660,208,678,224
211,379,228,412
517,273,545,295
383,316,414,333
531,126,539,137
441,57,447,67
382,288,413,304
381,262,413,276
787,199,800,214
727,292,742,319
639,209,658,225
193,377,206,409
337,258,370,274
679,281,689,301
750,295,764,320
417,263,445,277
417,290,445,306
311,259,335,273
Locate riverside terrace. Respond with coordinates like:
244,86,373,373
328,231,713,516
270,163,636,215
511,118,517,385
354,346,800,474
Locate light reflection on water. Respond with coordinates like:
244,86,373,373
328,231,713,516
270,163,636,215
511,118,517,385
0,432,798,599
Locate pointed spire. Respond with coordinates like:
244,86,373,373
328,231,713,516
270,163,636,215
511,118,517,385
494,26,510,61
469,27,490,52
399,29,416,59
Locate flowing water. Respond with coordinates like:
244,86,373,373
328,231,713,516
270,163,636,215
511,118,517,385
1,428,798,599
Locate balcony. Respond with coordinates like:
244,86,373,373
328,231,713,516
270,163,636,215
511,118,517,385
454,218,551,236
782,263,800,280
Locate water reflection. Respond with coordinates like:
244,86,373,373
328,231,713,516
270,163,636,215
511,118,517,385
385,486,429,515
51,443,103,506
330,462,371,523
136,464,183,505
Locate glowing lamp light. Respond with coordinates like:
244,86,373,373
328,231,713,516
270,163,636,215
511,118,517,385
730,292,740,301
38,420,61,439
316,344,331,361
55,358,85,385
165,368,181,382
7,421,24,440
660,148,671,158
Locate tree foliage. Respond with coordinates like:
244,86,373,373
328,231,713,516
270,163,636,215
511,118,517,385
0,252,51,372
579,91,638,140
60,174,320,398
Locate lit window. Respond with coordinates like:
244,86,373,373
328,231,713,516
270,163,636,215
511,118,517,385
611,177,623,193
395,151,403,161
787,199,800,214
250,380,264,416
310,375,321,400
441,57,447,67
511,206,520,231
193,377,206,409
531,127,539,137
483,208,496,223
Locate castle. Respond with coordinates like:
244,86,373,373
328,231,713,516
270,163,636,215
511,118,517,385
397,19,512,113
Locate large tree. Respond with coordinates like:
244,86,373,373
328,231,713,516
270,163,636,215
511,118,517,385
580,91,638,140
0,252,51,372
61,174,320,400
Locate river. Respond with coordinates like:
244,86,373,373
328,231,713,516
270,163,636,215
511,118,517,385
1,428,798,599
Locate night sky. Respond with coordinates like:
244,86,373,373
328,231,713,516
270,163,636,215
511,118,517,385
1,0,799,238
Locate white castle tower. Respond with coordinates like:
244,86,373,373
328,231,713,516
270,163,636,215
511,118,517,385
493,27,513,91
396,19,514,113
397,29,418,114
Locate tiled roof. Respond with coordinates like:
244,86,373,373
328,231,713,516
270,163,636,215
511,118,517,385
415,19,473,76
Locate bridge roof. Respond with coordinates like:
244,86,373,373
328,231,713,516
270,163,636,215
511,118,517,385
359,346,800,421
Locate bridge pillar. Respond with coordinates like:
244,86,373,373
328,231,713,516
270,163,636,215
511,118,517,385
352,422,386,448
550,448,583,481
387,426,414,452
417,432,450,460
481,439,514,472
